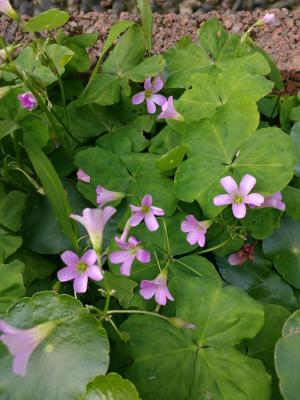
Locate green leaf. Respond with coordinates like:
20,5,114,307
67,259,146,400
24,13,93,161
263,217,300,289
24,9,69,32
0,235,23,263
241,208,282,239
252,46,284,91
0,190,27,232
218,250,297,311
290,122,300,176
275,309,300,400
282,186,300,219
23,135,77,249
0,292,109,400
20,113,49,147
137,0,153,52
155,145,186,172
75,147,177,215
247,305,290,400
0,260,25,316
44,43,74,76
82,373,140,400
121,277,270,400
0,120,19,140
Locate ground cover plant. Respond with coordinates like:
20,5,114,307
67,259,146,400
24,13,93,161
0,1,300,399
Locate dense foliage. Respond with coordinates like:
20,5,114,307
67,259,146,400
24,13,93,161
0,1,300,399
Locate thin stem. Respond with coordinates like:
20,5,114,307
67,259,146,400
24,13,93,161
154,251,162,273
103,292,111,316
107,318,125,340
107,309,170,322
162,218,171,256
197,239,230,255
173,258,203,277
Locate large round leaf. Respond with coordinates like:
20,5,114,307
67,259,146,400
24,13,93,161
121,277,271,400
0,260,25,316
24,9,69,32
0,292,109,400
83,373,140,400
275,310,300,400
263,217,300,289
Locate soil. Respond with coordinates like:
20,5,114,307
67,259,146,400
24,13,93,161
1,8,300,94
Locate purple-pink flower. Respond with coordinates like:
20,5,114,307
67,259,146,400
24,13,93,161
181,215,211,247
140,270,174,306
17,92,37,112
261,13,275,24
96,185,124,207
57,249,103,293
77,168,90,183
261,192,285,211
0,320,57,377
157,96,183,121
132,76,166,114
228,242,256,266
129,194,165,231
70,207,116,251
213,175,264,219
109,236,150,276
0,0,18,19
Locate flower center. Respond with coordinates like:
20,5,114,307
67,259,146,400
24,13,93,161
233,194,244,204
76,261,88,272
129,246,138,255
141,205,150,214
145,89,152,98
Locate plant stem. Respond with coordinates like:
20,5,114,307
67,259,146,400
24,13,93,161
197,239,230,255
107,309,170,322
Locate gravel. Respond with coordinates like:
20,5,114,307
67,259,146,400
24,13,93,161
1,8,299,94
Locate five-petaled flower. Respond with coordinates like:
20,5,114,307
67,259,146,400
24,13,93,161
96,185,124,207
129,194,165,231
140,270,174,306
77,168,90,183
157,96,183,121
132,76,166,114
17,92,37,112
57,249,103,293
181,215,211,247
70,207,116,251
109,236,150,276
213,174,264,219
0,320,57,377
260,192,285,211
228,242,256,266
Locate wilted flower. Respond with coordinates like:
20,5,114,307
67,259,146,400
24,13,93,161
96,185,124,207
157,96,183,121
17,92,37,112
181,215,211,247
70,207,116,251
129,194,165,231
57,249,103,293
261,192,285,211
0,0,18,20
140,270,174,306
213,175,264,219
109,236,150,276
132,76,166,114
0,320,57,377
228,242,256,266
76,168,90,183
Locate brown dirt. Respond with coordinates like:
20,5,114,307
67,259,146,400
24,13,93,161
1,8,299,94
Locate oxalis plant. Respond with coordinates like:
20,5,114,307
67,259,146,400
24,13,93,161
0,0,300,398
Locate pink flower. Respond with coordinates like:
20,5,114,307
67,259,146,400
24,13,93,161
0,320,57,377
109,236,150,276
213,175,264,219
157,96,183,121
0,0,18,20
57,249,103,293
129,194,165,231
181,215,211,247
132,76,166,114
77,168,90,183
261,13,275,24
228,243,256,266
96,185,124,207
70,207,116,251
261,192,285,211
17,92,37,112
140,270,174,306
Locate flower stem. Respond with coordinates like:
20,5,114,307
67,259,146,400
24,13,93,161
197,239,230,255
106,309,170,322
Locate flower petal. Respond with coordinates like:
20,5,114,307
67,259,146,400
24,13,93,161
144,77,152,90
152,94,167,106
73,274,88,293
57,266,78,282
109,251,129,264
220,176,238,194
228,253,241,265
81,249,98,266
136,249,151,263
87,265,103,281
144,213,159,231
186,231,199,246
181,215,199,232
146,98,156,114
0,321,21,335
120,257,135,276
129,211,144,227
132,91,145,105
12,348,33,377
60,250,79,267
213,194,233,206
140,280,156,300
232,203,247,219
128,236,140,247
239,174,256,196
197,232,206,247
244,193,264,206
151,206,165,216
142,194,152,207
151,76,164,92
